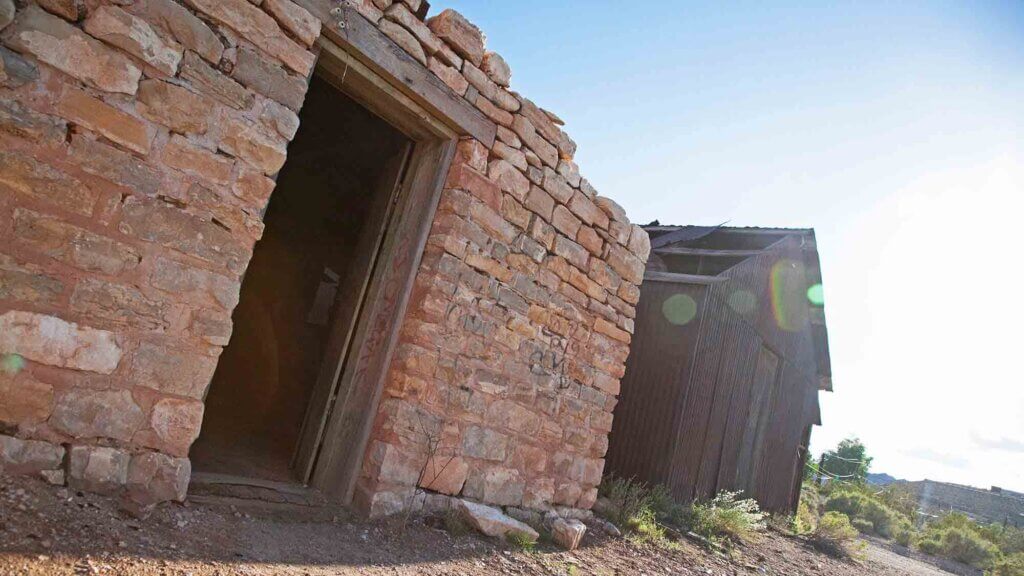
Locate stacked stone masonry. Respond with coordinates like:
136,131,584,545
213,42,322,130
0,0,650,516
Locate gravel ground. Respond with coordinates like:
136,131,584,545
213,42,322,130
0,475,962,575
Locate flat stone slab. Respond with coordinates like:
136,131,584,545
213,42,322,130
457,499,538,542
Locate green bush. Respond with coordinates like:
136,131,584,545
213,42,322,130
917,523,1000,569
823,486,909,539
991,552,1024,576
688,491,766,543
811,511,864,558
851,517,875,534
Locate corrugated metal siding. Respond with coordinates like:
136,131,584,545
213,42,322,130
605,281,706,485
608,233,825,513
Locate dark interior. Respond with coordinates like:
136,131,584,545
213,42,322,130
190,75,411,483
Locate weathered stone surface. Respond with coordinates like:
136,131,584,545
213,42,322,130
379,18,426,65
418,455,468,495
595,195,627,224
218,114,287,174
518,96,561,146
0,310,122,374
482,51,511,87
84,5,182,77
178,51,254,110
427,57,467,96
1,46,39,88
233,166,276,212
474,94,513,126
551,517,586,550
126,451,190,506
232,46,306,111
577,226,603,257
146,397,203,455
68,445,129,494
68,136,163,197
3,6,141,94
0,435,64,475
454,138,487,172
13,208,141,276
488,159,530,202
607,244,644,284
568,191,609,230
130,0,223,64
0,0,15,30
464,466,525,507
554,235,589,270
541,167,574,204
0,254,64,305
150,257,240,309
458,499,539,541
137,79,211,135
57,86,151,154
129,341,218,398
161,134,234,183
0,151,95,216
36,0,78,21
119,196,249,274
257,98,299,140
627,224,651,261
182,0,314,75
461,426,509,461
0,374,53,425
52,389,144,441
0,97,66,145
447,162,500,211
264,0,320,47
524,185,555,222
70,278,168,330
385,3,440,55
426,9,483,66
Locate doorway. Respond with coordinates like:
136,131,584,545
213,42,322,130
189,74,412,484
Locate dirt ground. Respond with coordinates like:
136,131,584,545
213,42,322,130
0,475,962,576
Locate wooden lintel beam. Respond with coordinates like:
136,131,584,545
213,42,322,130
296,1,497,146
643,271,727,285
654,247,764,258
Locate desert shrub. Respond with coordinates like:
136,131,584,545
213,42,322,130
917,523,1000,569
876,483,919,520
600,475,660,528
893,518,914,547
794,482,822,534
825,489,868,518
824,486,909,539
688,491,766,543
851,517,875,534
505,531,536,552
991,552,1024,576
811,511,864,558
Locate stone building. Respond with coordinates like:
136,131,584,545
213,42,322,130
0,0,650,516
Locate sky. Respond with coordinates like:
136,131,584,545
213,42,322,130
437,1,1024,491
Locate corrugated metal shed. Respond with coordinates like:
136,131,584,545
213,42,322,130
606,226,831,512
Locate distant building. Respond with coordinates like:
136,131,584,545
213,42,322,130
910,480,1024,526
607,225,831,513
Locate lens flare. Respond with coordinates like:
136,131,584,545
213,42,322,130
770,259,807,332
727,289,757,315
1,353,25,375
662,293,698,326
807,283,824,306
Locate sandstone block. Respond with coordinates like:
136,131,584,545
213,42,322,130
488,159,530,202
458,499,538,541
524,185,555,222
542,167,575,204
609,220,631,246
119,196,250,274
385,3,440,54
511,114,558,168
0,435,64,476
474,94,513,127
233,166,276,212
552,517,586,550
36,0,78,21
52,388,144,441
264,0,320,47
126,451,190,506
162,134,234,183
218,114,287,175
0,373,51,426
137,79,212,135
493,141,528,171
189,308,233,346
462,425,509,461
0,310,122,374
0,254,64,306
257,98,300,141
70,278,168,331
482,51,511,87
69,445,129,494
568,191,610,230
607,244,645,284
183,0,314,75
0,0,14,30
379,18,426,65
12,208,141,276
3,6,141,94
627,224,651,261
130,0,223,64
553,235,589,271
595,196,628,223
557,160,582,188
463,466,525,507
0,46,39,88
0,98,66,145
233,46,307,111
454,138,488,172
129,341,218,399
517,97,561,146
426,9,483,66
418,455,468,495
68,136,163,197
179,51,254,110
618,281,640,305
57,87,152,154
469,202,517,245
147,397,204,455
427,57,468,95
462,62,496,101
577,226,603,257
151,257,240,310
84,5,182,77
551,205,582,239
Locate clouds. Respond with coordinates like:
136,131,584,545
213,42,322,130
900,447,970,470
971,432,1024,455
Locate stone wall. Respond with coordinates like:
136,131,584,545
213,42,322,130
910,480,1024,526
0,0,649,515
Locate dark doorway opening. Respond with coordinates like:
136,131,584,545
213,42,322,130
190,75,412,484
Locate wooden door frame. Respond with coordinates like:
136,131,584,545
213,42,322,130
285,8,495,504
